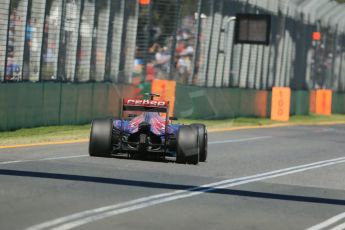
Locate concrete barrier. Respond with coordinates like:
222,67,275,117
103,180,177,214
0,82,139,131
332,92,345,114
174,85,269,119
290,90,310,116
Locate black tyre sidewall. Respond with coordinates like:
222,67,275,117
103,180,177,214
176,125,199,165
89,119,113,157
191,124,207,162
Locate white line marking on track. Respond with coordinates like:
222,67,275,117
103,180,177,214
0,155,88,165
306,212,345,230
208,136,272,145
26,156,345,230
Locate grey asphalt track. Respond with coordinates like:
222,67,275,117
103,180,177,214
0,125,344,230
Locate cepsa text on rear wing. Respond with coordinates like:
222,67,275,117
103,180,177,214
123,99,169,113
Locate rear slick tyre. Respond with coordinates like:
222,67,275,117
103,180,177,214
191,124,208,162
89,119,113,157
176,125,199,165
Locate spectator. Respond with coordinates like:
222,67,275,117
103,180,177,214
154,46,171,79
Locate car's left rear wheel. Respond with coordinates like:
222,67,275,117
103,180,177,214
89,119,113,157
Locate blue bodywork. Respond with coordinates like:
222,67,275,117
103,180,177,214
113,112,180,136
113,112,181,157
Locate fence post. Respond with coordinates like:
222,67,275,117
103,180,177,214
11,0,29,82
331,24,338,89
190,0,203,85
124,0,139,84
212,0,224,87
57,0,67,81
168,0,182,80
3,0,12,82
221,16,236,87
39,0,49,82
105,1,115,82
74,0,85,82
22,0,32,81
109,0,124,82
141,1,153,83
204,0,215,87
279,11,288,87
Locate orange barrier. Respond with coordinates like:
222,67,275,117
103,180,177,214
139,0,151,5
310,89,332,116
270,87,291,122
309,90,316,113
151,79,176,117
255,90,268,118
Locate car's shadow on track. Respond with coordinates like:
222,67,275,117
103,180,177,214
0,168,345,207
111,154,176,164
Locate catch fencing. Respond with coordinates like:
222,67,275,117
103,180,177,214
0,0,138,83
136,0,345,92
0,0,344,91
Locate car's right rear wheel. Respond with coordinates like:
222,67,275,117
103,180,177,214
191,124,208,162
176,125,199,165
89,119,113,157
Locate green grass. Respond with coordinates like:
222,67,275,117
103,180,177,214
289,114,345,124
181,114,345,128
0,114,345,146
0,125,90,145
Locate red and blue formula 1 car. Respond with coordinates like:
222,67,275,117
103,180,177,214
89,94,207,164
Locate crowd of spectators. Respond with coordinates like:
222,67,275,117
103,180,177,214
134,15,197,84
5,8,39,81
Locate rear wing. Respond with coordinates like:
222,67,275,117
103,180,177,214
120,98,170,145
122,99,169,113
